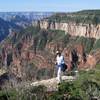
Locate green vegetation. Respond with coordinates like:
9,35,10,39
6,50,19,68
0,85,46,100
15,26,40,45
19,26,40,38
0,89,18,100
36,30,48,50
93,39,100,50
48,10,100,24
76,36,95,53
0,67,100,100
47,29,66,42
48,68,100,100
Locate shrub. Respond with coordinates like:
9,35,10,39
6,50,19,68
76,36,95,53
48,69,100,100
0,89,18,100
93,39,100,50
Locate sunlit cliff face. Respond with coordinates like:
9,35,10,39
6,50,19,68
35,20,100,39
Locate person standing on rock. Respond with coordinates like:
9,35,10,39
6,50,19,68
55,50,65,83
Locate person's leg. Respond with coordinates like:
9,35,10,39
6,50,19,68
57,67,61,83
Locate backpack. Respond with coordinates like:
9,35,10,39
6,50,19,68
61,63,67,72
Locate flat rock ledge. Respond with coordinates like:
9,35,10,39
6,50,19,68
30,76,76,91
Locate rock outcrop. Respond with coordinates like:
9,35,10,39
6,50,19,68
33,20,100,39
30,76,76,91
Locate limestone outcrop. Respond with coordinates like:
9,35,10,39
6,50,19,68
33,20,100,39
30,76,76,91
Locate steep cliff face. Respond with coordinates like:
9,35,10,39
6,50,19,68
36,21,100,39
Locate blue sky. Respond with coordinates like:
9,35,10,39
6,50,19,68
0,0,100,12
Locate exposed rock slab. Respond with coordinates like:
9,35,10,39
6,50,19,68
30,76,76,91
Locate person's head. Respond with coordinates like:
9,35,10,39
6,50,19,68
56,50,61,56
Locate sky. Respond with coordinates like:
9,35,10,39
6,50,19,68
0,0,100,12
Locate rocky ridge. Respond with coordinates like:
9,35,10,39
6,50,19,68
33,20,100,39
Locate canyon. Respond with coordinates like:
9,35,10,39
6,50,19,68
0,10,100,86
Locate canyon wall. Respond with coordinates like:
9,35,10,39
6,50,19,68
33,20,100,39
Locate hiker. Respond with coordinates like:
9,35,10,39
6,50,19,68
71,48,78,71
55,51,66,83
